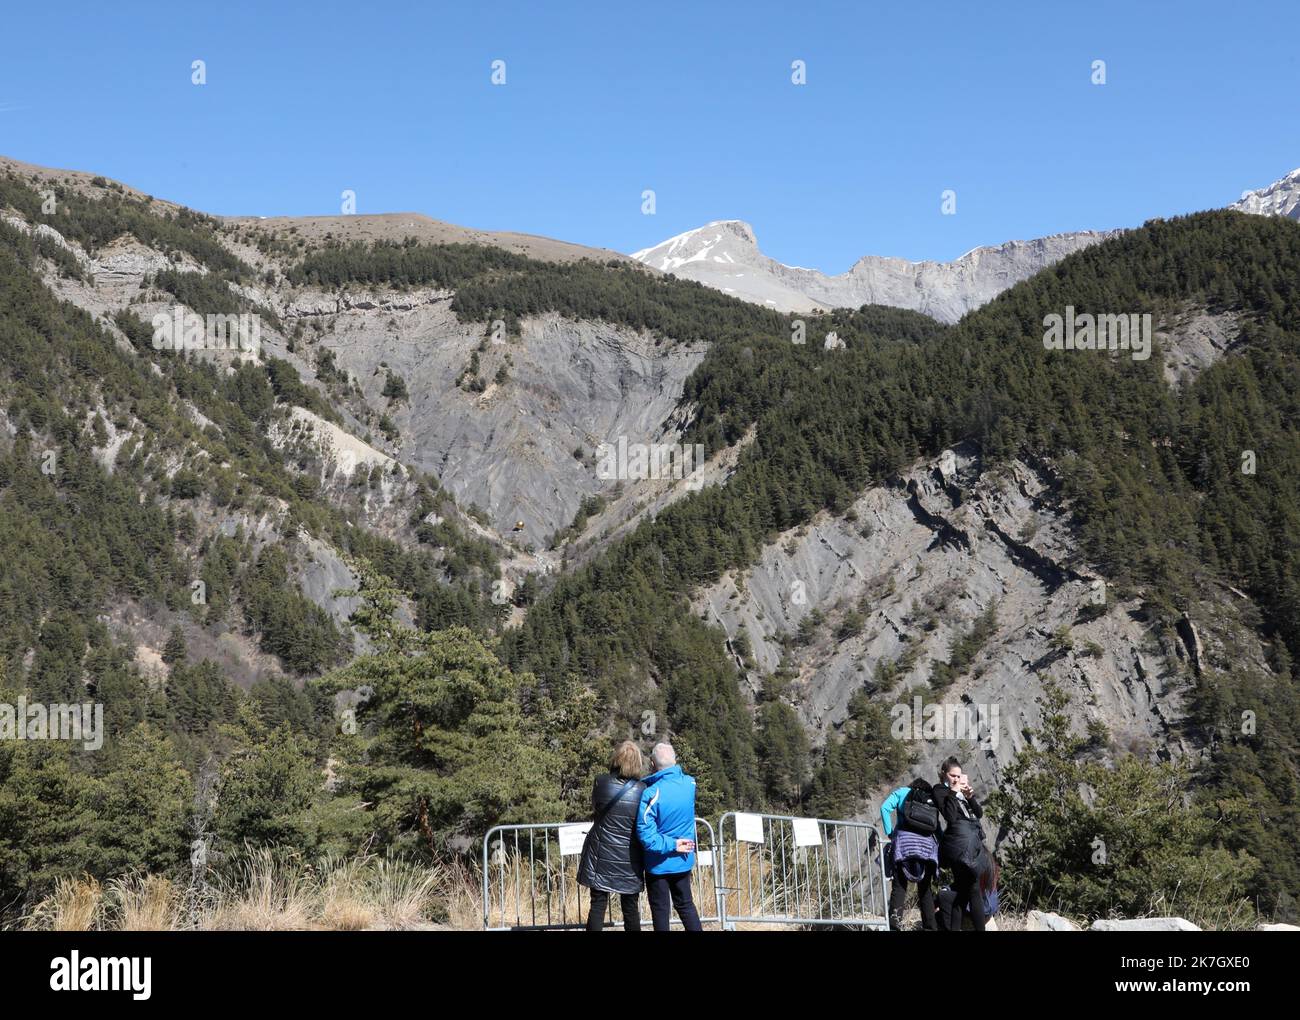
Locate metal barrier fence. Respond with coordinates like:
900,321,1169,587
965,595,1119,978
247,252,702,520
715,812,889,929
482,817,723,930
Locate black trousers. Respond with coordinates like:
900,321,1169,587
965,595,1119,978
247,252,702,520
888,865,937,930
586,889,641,932
645,871,703,931
948,862,987,931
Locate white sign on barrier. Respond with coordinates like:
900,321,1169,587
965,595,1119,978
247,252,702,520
696,850,714,867
735,812,765,843
792,817,822,847
558,823,592,855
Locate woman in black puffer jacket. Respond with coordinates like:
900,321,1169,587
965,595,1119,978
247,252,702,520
932,757,991,931
578,741,647,931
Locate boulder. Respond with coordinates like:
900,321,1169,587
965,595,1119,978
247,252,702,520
1025,910,1080,931
1090,917,1200,931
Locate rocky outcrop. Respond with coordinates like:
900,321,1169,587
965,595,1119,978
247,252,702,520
1157,308,1244,387
1231,167,1300,220
1025,910,1081,931
692,443,1231,800
301,296,708,546
1091,917,1201,931
268,406,398,483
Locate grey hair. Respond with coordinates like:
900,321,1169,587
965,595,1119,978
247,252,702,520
651,742,676,769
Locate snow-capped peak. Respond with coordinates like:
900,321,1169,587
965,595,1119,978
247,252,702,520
631,220,759,272
1231,167,1300,220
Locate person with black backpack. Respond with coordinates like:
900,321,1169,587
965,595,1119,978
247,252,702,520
879,777,941,930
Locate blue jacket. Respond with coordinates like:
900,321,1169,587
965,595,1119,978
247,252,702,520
880,785,911,838
636,765,697,875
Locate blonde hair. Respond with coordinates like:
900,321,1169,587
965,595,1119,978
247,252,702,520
610,740,645,779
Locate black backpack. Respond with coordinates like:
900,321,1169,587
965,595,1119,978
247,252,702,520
899,785,940,836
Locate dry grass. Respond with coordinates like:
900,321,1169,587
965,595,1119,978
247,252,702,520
24,876,104,931
371,855,442,930
109,875,183,931
442,857,485,930
197,849,445,931
320,855,377,931
15,856,1266,931
13,849,448,932
203,848,317,931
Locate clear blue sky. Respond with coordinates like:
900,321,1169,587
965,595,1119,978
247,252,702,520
2,0,1296,272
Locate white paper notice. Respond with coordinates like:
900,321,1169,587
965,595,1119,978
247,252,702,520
558,823,592,856
734,812,765,843
792,817,823,848
696,850,714,867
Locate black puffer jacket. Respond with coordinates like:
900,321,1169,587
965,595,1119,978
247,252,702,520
932,783,988,872
576,773,646,894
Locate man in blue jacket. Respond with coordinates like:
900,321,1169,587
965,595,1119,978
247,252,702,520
636,743,702,931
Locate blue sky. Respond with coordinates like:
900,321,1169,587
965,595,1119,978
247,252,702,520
1,0,1296,272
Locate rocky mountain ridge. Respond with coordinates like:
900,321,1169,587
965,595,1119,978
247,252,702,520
634,167,1300,322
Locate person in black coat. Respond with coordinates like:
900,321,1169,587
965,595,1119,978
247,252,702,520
932,756,991,932
577,740,647,931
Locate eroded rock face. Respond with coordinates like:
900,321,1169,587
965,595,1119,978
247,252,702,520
692,443,1231,800
1158,308,1243,387
303,297,707,546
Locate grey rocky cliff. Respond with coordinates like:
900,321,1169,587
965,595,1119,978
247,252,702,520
692,443,1271,802
286,290,707,547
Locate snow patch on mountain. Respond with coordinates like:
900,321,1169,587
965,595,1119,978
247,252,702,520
1231,167,1300,220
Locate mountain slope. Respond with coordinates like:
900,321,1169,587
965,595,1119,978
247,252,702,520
524,209,1300,913
3,155,1300,923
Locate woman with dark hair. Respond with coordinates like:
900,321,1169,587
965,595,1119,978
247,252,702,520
979,855,1000,919
937,853,1000,930
932,757,991,932
577,740,647,931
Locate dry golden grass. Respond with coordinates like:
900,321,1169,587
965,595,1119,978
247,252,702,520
371,855,442,930
442,857,485,930
320,856,377,931
202,848,316,931
24,876,104,931
16,856,1261,932
195,848,444,931
109,875,182,931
